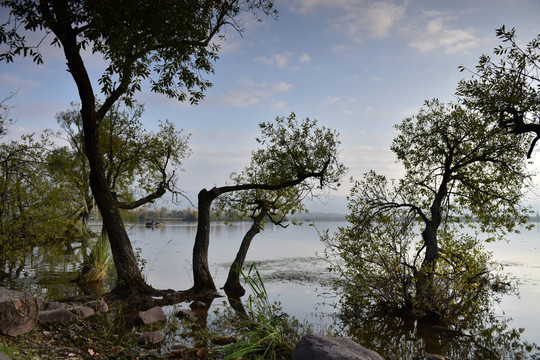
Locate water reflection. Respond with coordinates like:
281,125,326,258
340,300,540,360
1,221,539,358
1,239,115,299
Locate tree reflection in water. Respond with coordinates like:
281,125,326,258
339,302,539,360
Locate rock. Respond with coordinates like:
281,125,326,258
86,299,108,313
291,334,384,360
212,335,236,345
137,331,165,345
135,306,166,325
176,309,198,322
45,301,66,310
36,297,46,310
70,305,95,319
0,287,38,336
0,352,11,360
38,308,77,323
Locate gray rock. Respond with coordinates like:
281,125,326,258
45,301,66,310
70,305,95,319
291,334,384,360
176,309,198,322
86,299,108,313
0,352,11,360
138,331,165,345
38,308,77,323
135,306,166,325
0,287,38,336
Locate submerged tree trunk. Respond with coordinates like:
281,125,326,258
223,209,267,296
415,171,447,317
191,188,219,295
415,222,439,315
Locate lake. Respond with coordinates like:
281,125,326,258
2,220,539,355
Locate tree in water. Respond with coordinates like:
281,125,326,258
0,0,276,294
191,113,346,296
324,99,533,320
457,26,540,158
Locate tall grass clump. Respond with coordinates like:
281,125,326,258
223,264,310,360
77,233,112,283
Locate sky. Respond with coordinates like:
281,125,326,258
1,0,540,213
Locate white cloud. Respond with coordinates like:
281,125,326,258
273,82,294,92
254,52,293,68
299,52,311,64
221,79,294,107
321,96,341,106
271,100,287,110
286,0,406,42
409,18,479,53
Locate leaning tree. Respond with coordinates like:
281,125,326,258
214,114,346,296
191,113,346,296
0,0,276,293
324,99,533,320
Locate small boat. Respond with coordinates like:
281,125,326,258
145,222,162,228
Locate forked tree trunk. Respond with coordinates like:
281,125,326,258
223,209,267,296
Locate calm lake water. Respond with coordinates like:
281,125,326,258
2,220,539,353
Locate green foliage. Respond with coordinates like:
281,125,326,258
56,101,191,213
457,26,540,158
77,233,112,283
223,264,309,359
0,0,276,105
215,112,346,224
0,130,88,258
324,99,534,321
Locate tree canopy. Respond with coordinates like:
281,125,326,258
0,0,276,293
324,99,533,320
191,113,346,295
457,26,540,158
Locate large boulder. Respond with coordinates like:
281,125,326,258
292,334,384,360
0,287,38,336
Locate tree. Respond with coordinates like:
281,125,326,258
324,99,533,320
53,101,190,227
215,115,344,296
457,26,540,158
0,130,84,262
0,0,276,293
192,113,346,296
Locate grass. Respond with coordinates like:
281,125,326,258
222,264,311,360
77,233,112,283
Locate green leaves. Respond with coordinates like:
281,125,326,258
456,26,540,158
1,0,277,105
215,112,346,225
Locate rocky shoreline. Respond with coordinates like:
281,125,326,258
0,286,385,359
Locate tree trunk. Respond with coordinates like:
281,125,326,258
191,188,219,295
415,222,439,314
223,209,266,296
55,21,150,294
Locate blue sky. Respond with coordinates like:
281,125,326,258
1,0,540,213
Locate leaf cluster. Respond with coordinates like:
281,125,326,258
215,112,346,225
457,26,540,157
55,101,191,211
1,0,276,105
